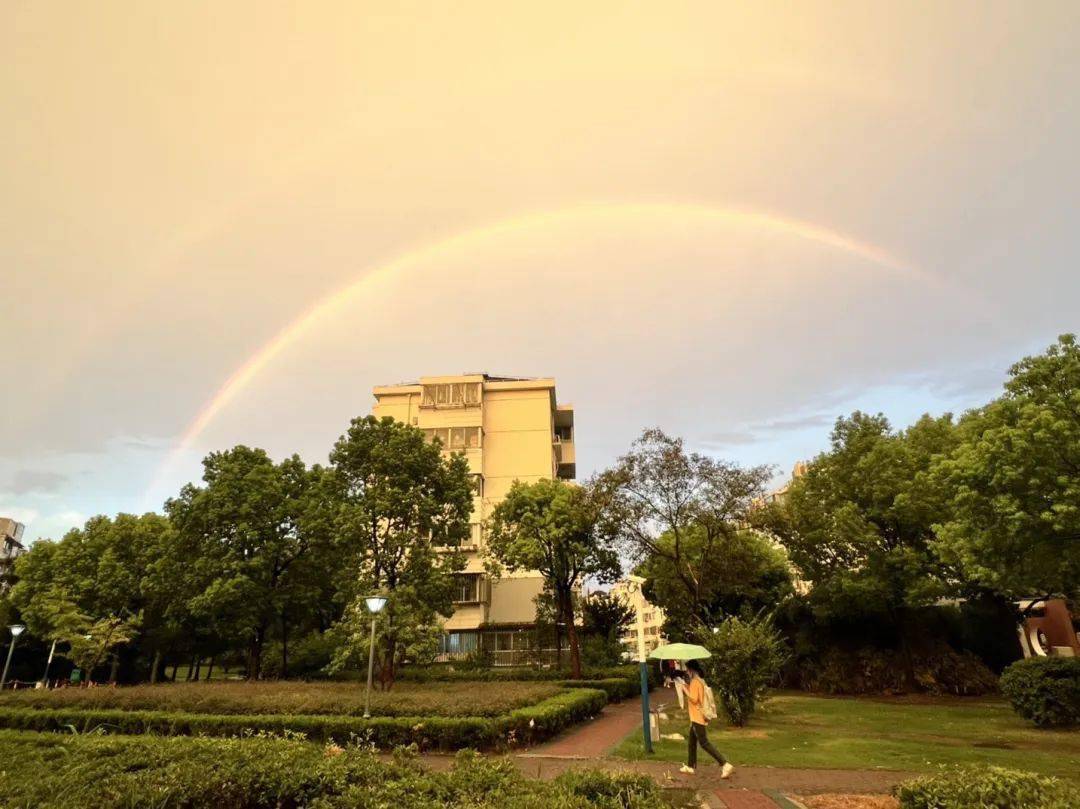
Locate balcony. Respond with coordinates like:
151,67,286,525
554,438,576,479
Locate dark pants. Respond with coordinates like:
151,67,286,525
687,722,726,767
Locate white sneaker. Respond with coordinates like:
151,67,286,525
679,765,695,774
720,763,735,779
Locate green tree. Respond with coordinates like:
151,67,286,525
593,429,772,628
698,612,788,726
167,447,323,679
638,526,793,638
756,412,959,622
485,478,620,678
931,335,1080,604
326,416,473,688
11,513,178,682
581,591,634,667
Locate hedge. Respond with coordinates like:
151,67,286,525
999,656,1080,727
895,766,1080,809
0,731,663,809
0,687,607,752
559,677,638,702
397,664,651,684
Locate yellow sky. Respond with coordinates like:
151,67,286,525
2,1,1078,538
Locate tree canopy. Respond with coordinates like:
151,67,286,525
931,334,1080,603
485,478,620,678
593,428,772,629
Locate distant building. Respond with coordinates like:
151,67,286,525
610,575,667,659
0,518,27,591
372,373,575,665
764,461,809,504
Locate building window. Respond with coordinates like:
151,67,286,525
471,474,484,496
422,383,481,408
554,424,573,441
453,573,481,603
439,632,478,655
422,426,481,449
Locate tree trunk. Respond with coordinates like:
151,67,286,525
108,654,120,684
192,657,202,681
281,610,289,680
150,649,162,684
205,657,215,681
247,624,266,680
560,587,582,679
170,662,178,681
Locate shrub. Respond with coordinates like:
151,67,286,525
698,613,787,726
0,731,664,808
559,677,638,702
895,766,1080,809
0,687,607,751
793,645,999,696
1000,656,1080,727
0,680,559,718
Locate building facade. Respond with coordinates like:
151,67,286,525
610,575,668,659
371,374,575,665
0,518,27,592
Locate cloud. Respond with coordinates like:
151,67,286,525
756,413,835,431
696,411,835,449
0,506,39,526
6,469,69,495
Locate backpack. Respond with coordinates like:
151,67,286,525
702,683,718,721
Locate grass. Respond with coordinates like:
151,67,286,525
0,680,562,718
613,690,1080,779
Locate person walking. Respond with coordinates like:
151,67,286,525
680,659,733,778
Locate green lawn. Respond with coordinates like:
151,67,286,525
614,690,1080,779
0,680,562,717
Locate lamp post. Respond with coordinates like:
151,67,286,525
1,624,26,689
634,585,652,754
40,638,58,687
362,596,388,719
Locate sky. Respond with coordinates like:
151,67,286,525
2,1,1079,541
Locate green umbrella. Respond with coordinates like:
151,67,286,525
647,642,711,660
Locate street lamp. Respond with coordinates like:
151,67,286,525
362,596,388,719
1,624,26,689
634,586,652,754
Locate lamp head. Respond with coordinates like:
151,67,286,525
9,625,25,637
365,596,388,614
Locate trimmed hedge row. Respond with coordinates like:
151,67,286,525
397,665,649,684
0,732,663,809
559,677,638,702
0,687,607,752
895,766,1080,809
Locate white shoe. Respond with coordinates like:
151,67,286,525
720,762,735,779
679,765,695,774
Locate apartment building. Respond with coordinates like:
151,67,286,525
610,575,668,659
371,374,575,664
0,518,27,592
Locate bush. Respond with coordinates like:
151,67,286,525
895,766,1080,809
0,688,607,751
1000,656,1080,727
794,645,999,696
559,677,638,702
698,613,787,726
0,731,664,808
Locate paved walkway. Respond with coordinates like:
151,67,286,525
413,692,911,805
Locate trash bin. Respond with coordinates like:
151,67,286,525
649,708,661,742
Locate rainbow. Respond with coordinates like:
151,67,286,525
145,201,930,504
